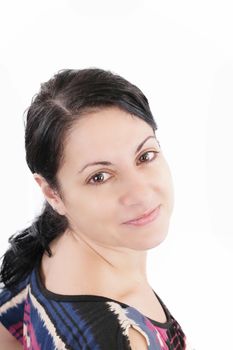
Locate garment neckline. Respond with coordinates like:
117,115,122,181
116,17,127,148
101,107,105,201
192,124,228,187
34,260,173,329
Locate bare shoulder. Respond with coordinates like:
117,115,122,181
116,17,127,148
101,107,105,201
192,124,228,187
128,326,148,350
0,323,23,349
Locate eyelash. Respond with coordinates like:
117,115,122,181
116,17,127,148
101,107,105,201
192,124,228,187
86,150,160,186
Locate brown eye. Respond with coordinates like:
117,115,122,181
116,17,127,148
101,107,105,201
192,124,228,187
138,150,159,164
87,172,111,186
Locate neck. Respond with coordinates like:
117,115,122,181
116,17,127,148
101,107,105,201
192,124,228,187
61,229,149,285
42,228,151,298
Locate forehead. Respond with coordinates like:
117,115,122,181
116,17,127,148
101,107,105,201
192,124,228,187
63,107,154,159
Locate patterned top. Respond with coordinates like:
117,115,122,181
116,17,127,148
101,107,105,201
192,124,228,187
0,261,192,349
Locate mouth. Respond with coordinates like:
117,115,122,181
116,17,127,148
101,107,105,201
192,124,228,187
122,205,161,226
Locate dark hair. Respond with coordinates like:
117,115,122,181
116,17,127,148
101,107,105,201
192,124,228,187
0,68,158,290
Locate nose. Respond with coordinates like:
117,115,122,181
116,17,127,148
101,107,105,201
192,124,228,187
119,171,155,207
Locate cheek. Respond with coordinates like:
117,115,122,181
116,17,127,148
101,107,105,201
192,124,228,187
154,162,174,207
66,191,112,225
66,197,117,244
162,167,175,212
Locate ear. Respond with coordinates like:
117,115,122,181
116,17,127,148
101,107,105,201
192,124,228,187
33,173,66,216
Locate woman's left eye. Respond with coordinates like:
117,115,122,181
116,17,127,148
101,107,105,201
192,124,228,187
138,150,160,164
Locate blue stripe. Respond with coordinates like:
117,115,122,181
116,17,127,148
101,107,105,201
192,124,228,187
28,299,56,349
30,268,100,350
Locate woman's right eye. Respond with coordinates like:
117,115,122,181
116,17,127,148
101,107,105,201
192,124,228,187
87,172,111,186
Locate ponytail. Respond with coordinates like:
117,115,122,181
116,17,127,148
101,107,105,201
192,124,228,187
0,202,68,290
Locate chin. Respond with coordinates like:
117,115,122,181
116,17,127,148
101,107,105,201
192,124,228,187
127,230,169,251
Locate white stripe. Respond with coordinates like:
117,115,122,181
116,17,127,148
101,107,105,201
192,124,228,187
0,284,29,315
106,301,151,346
28,286,67,350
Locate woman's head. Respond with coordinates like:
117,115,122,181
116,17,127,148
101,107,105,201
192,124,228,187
28,68,174,250
1,68,174,289
35,105,174,252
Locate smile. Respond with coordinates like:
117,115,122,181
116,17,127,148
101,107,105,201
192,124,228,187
122,205,161,227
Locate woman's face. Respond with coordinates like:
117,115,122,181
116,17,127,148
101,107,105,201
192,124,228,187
56,106,174,251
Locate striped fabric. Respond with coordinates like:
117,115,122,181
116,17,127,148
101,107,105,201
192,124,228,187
0,262,191,349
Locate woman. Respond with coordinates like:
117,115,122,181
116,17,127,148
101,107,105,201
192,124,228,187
0,68,190,349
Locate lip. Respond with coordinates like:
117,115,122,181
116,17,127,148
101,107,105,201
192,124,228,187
122,205,161,226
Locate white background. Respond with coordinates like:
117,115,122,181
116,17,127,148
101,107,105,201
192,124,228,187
0,1,233,348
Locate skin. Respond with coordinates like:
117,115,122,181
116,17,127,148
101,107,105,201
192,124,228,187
34,106,175,296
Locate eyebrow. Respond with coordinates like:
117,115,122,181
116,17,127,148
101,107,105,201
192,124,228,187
78,135,157,174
